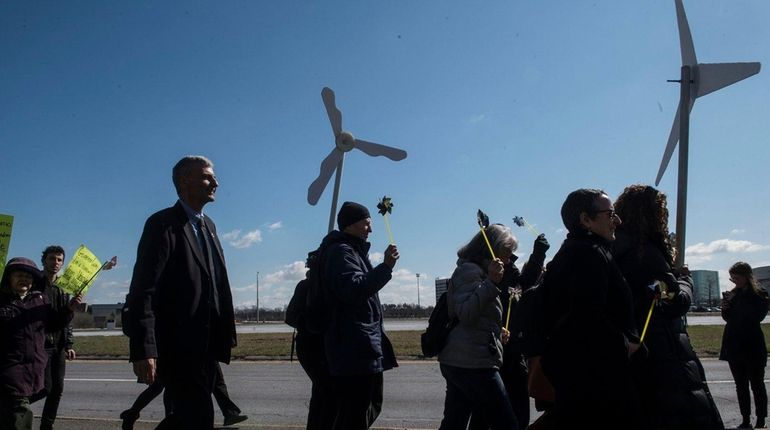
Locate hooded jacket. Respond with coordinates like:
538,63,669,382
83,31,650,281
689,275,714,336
321,231,397,376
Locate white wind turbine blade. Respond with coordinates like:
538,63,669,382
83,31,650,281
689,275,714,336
655,101,684,186
675,0,697,67
307,148,343,205
321,87,342,137
354,139,408,161
696,62,761,98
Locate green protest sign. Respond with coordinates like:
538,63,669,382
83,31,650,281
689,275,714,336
0,214,13,280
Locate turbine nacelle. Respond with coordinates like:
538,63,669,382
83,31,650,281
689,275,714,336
336,131,356,152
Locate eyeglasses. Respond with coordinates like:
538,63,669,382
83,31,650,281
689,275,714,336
593,209,617,219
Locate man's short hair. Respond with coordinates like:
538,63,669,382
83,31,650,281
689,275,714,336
41,245,66,265
560,188,606,233
172,156,214,194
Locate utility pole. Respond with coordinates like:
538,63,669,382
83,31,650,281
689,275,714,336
256,271,260,323
416,273,421,309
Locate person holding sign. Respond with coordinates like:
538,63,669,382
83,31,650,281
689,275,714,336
0,257,81,430
29,246,76,430
125,156,236,430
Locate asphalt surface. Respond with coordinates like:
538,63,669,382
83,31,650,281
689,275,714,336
28,359,763,430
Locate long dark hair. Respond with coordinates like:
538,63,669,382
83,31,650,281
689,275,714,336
729,261,764,295
614,184,675,266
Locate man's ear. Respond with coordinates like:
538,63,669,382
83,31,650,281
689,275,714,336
579,211,592,229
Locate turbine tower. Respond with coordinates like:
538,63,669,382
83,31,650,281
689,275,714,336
656,0,760,267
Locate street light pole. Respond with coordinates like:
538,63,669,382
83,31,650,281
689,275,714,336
416,273,421,309
256,271,260,323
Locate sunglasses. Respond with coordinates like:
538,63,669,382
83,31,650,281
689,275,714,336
593,209,617,219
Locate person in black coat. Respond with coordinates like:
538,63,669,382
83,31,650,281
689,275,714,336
125,156,237,430
539,189,640,429
721,261,770,429
613,184,724,430
29,245,76,430
322,201,399,430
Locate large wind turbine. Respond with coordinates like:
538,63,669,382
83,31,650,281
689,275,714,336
307,87,408,233
656,0,760,267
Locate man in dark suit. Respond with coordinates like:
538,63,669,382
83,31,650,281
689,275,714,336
126,155,237,429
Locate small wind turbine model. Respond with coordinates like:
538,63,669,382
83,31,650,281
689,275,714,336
655,0,760,267
307,87,408,233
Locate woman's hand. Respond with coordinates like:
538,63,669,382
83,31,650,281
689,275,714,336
501,327,510,345
488,258,504,284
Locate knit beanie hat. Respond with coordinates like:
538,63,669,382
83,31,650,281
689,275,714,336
337,201,371,231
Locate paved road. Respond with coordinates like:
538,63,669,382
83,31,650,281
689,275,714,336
30,359,762,429
75,315,752,337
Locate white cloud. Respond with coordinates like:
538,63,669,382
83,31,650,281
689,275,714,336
369,252,384,264
685,239,770,264
730,229,746,235
468,114,486,124
263,261,307,284
268,221,283,231
224,229,263,249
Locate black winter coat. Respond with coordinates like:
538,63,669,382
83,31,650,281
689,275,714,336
35,279,74,351
540,230,639,427
720,286,769,366
0,290,73,397
614,231,724,430
322,231,397,376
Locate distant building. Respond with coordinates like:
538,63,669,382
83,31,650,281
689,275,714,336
754,265,770,295
89,303,123,329
435,278,450,304
691,270,720,307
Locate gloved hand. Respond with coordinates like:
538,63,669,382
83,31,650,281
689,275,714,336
533,234,550,256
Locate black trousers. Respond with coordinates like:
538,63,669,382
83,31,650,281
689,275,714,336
212,362,241,418
331,372,384,430
296,332,335,430
28,348,66,430
729,360,768,419
157,358,217,430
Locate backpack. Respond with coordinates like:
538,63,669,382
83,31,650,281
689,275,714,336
284,247,329,335
420,290,458,358
509,284,547,358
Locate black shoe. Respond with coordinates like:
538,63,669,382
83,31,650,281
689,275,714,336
738,418,753,429
757,417,766,429
223,414,248,426
120,409,140,430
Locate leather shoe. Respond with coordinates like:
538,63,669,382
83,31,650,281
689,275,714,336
223,414,248,426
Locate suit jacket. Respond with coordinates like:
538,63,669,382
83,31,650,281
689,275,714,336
127,201,236,365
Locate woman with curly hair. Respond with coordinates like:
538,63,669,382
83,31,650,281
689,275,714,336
721,262,769,429
613,184,723,430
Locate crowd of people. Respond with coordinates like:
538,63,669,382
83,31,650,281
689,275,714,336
1,156,767,430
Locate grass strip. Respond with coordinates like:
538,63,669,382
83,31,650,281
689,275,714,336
74,325,770,360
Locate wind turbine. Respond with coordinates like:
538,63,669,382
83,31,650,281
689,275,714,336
655,0,760,267
307,87,408,233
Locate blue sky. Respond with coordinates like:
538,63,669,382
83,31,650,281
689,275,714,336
2,0,769,309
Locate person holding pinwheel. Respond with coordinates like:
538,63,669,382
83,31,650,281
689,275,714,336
437,217,521,430
321,201,399,430
468,224,550,430
613,184,724,430
538,189,640,429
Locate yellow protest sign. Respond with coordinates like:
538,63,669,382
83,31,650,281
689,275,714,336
0,214,13,280
56,245,103,296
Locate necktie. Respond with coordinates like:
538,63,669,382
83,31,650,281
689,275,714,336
198,219,221,315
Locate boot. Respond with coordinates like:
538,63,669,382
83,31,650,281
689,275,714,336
120,409,140,430
756,417,766,429
739,416,753,429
